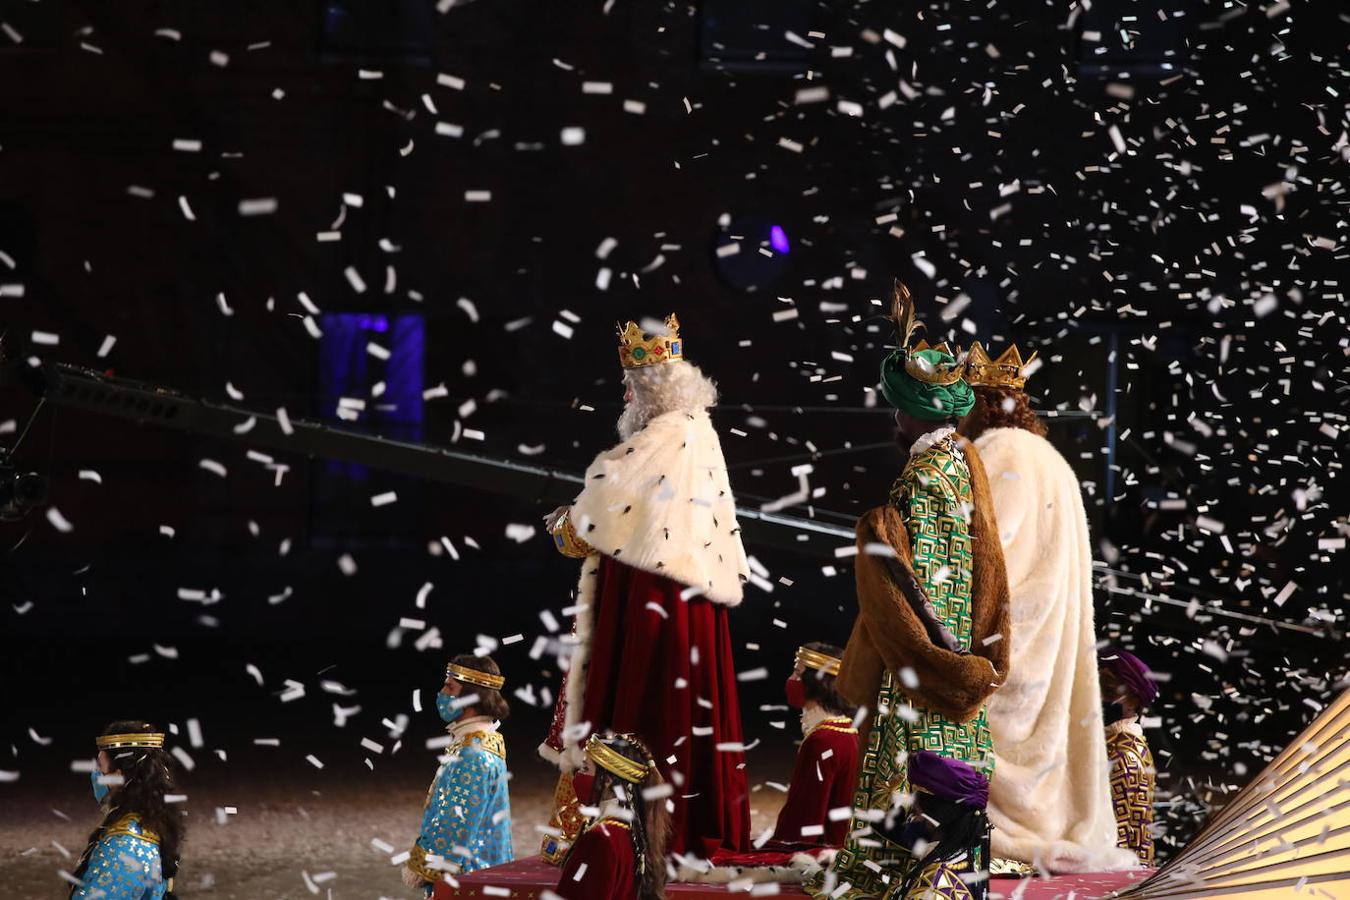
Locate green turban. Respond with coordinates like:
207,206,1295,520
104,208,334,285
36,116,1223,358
880,348,975,420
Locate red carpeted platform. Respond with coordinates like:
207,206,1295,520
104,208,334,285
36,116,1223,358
435,856,1154,899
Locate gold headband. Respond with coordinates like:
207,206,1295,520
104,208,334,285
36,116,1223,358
96,732,165,751
446,662,505,691
585,733,652,784
795,646,841,677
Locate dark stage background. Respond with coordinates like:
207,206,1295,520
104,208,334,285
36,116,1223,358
1,0,1347,892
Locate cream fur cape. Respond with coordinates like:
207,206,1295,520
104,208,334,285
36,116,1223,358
542,409,750,768
976,427,1138,873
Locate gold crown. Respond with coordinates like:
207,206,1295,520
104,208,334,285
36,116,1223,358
96,732,165,751
891,282,964,386
585,733,652,784
905,338,966,386
617,314,684,369
795,646,841,677
447,662,506,691
964,341,1038,390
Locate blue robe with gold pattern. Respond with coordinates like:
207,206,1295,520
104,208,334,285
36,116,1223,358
409,729,513,884
72,814,167,900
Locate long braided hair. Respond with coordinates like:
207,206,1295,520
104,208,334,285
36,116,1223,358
578,733,670,900
74,721,184,897
891,793,989,898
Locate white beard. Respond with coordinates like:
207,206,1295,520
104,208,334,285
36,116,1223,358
616,399,655,440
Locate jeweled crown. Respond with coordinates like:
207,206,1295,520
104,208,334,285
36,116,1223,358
905,339,965,386
964,341,1038,390
617,313,684,369
891,282,965,386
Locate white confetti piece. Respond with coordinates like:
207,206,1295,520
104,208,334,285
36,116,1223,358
505,523,536,543
371,491,398,507
46,508,73,533
1272,582,1297,607
170,747,195,772
1195,515,1225,534
238,197,278,216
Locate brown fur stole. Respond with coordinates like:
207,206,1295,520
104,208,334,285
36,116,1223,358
836,436,1012,751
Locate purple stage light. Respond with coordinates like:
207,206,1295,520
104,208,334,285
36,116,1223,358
769,224,790,254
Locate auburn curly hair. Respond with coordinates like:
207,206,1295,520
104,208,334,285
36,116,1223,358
959,385,1047,439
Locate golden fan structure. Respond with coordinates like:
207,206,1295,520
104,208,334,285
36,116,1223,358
1115,687,1350,898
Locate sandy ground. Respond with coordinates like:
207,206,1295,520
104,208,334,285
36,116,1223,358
0,749,791,899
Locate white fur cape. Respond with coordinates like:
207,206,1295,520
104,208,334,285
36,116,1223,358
541,409,750,768
977,427,1138,873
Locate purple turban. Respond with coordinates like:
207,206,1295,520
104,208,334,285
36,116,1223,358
1099,646,1159,708
907,750,989,808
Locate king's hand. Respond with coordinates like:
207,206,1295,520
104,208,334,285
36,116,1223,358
543,505,570,533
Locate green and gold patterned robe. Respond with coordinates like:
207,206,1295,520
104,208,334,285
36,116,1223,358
819,431,1006,900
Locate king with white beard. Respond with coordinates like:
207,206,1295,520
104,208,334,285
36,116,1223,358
539,314,752,863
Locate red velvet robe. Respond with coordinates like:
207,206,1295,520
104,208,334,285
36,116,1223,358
771,717,860,846
546,557,751,858
554,819,637,900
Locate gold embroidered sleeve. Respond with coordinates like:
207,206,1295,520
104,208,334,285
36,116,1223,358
550,511,593,559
